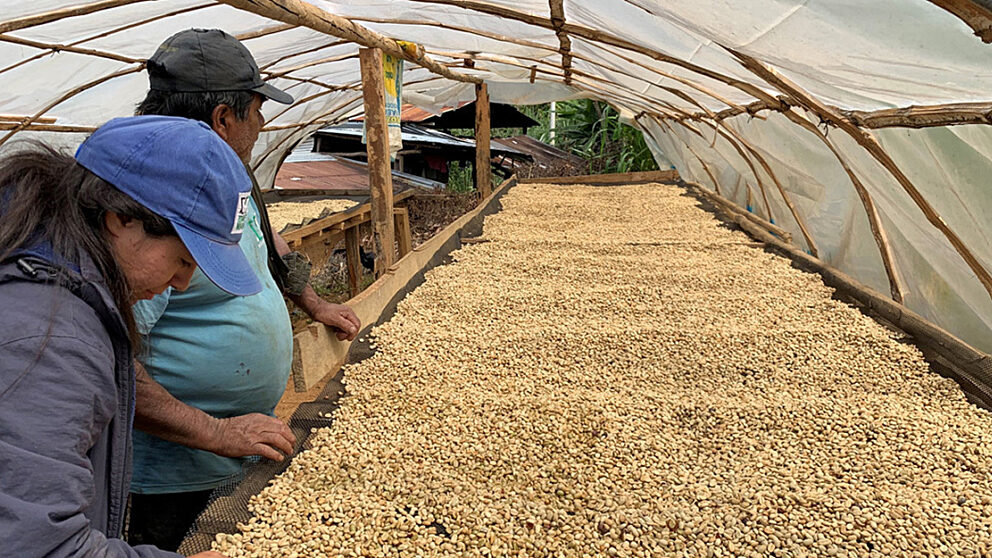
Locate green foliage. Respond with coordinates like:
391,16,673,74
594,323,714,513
518,100,659,174
447,160,475,193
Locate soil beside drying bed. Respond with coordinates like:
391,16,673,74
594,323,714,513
218,182,992,558
285,191,480,333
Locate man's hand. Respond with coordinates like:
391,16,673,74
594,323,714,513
311,302,361,341
207,413,296,462
189,552,228,558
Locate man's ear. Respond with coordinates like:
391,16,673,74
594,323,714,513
104,211,136,238
211,104,234,142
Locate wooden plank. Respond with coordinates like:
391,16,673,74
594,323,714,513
291,175,518,391
293,229,344,271
687,182,792,243
475,82,493,199
393,207,412,258
282,207,370,243
360,47,396,276
345,225,362,298
525,169,679,185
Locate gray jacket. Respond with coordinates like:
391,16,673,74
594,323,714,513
0,248,180,557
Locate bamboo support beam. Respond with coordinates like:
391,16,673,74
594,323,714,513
697,120,775,225
699,114,820,257
359,48,396,276
0,4,212,78
928,0,992,42
0,0,151,34
0,34,140,71
216,0,482,84
729,48,992,302
410,0,781,106
235,22,297,41
475,82,493,199
259,39,349,71
682,96,992,130
779,107,906,302
265,53,360,80
659,118,762,231
548,0,572,85
0,64,144,148
842,102,992,129
0,122,96,133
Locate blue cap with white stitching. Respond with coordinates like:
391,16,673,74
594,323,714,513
75,115,262,296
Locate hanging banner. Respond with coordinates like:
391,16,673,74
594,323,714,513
383,45,406,160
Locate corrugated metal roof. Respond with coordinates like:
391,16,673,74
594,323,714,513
316,122,530,158
493,135,586,167
273,155,444,191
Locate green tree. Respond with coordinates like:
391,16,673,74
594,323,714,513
519,100,659,174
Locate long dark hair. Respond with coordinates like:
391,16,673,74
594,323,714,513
0,141,176,347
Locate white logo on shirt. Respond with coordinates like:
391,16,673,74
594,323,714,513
232,192,251,234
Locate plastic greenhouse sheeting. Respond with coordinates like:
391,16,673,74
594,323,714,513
1,0,991,352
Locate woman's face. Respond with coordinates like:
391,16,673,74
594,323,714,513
104,212,197,302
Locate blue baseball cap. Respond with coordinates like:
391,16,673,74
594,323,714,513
75,115,262,296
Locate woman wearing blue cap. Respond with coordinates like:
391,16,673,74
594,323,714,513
0,116,251,557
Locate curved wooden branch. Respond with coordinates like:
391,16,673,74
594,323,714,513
235,23,297,41
0,0,152,34
729,47,992,302
928,0,992,42
409,0,780,106
548,0,572,84
698,110,820,257
660,118,761,217
0,64,144,148
216,0,482,84
694,120,775,227
259,40,349,71
779,107,905,302
0,34,139,77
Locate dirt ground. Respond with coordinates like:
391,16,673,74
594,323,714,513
286,191,479,332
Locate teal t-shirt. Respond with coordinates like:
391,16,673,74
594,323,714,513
130,198,293,494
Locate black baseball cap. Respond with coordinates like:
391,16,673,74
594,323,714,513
147,28,294,104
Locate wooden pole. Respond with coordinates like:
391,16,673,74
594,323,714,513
345,225,362,297
359,48,395,276
393,207,413,258
475,82,493,199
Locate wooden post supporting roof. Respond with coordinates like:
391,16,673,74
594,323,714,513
475,82,493,200
345,226,362,297
360,48,395,276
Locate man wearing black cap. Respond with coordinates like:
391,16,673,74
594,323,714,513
127,29,360,550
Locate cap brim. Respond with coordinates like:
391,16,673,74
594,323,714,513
254,82,294,104
174,224,263,296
